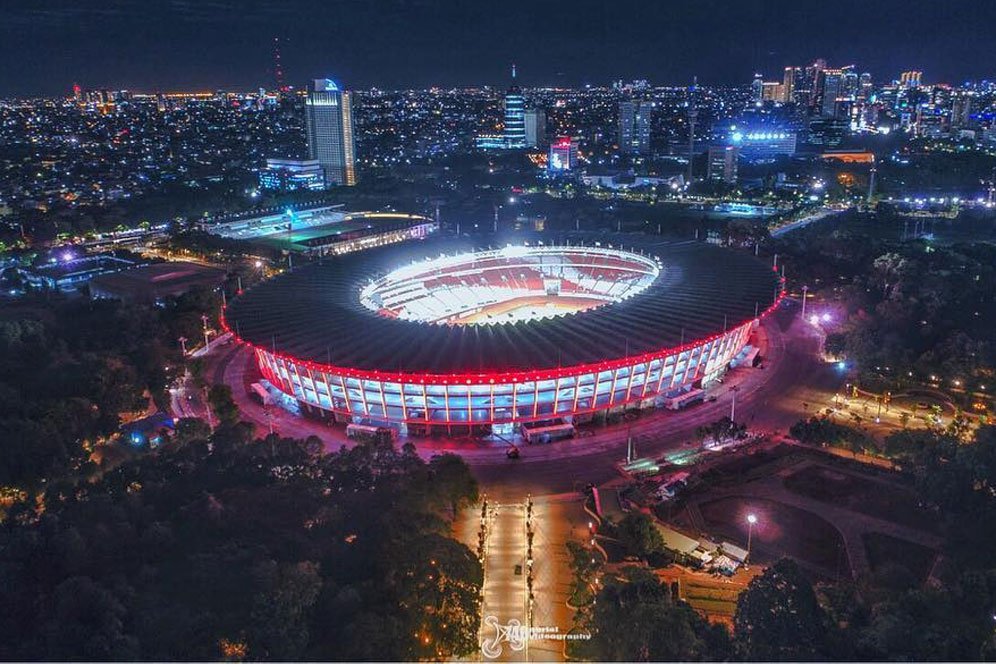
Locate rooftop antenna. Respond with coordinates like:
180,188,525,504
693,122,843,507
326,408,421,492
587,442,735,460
273,37,284,91
511,63,517,80
687,78,698,186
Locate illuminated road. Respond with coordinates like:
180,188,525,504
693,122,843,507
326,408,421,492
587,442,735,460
527,497,590,662
479,502,529,661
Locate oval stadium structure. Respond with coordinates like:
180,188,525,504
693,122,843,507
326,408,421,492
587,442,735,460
223,234,784,436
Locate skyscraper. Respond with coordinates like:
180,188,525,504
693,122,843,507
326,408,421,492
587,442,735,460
804,59,827,110
618,101,652,155
900,71,923,88
951,92,973,129
820,69,844,118
751,74,764,103
782,67,799,103
524,108,546,148
548,137,578,172
859,72,873,100
707,146,738,183
842,70,860,99
504,65,527,149
305,79,356,187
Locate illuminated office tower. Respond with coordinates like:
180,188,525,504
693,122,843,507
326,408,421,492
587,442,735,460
842,70,860,99
548,136,579,172
820,69,844,117
524,107,546,147
859,72,873,100
504,65,527,149
305,78,356,187
951,92,973,129
900,70,923,88
707,146,739,183
782,67,799,103
751,74,764,102
619,101,652,154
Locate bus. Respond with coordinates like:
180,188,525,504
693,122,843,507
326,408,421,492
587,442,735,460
249,382,273,406
520,419,576,444
346,423,395,443
662,388,705,411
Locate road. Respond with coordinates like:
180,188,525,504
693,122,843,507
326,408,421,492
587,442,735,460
479,501,530,661
456,494,591,662
527,497,590,662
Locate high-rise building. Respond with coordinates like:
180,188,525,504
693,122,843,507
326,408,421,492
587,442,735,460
258,159,326,192
305,79,356,187
820,69,845,117
842,71,860,99
900,71,923,88
548,137,579,172
504,66,527,149
707,146,739,183
751,74,764,102
618,101,652,154
524,108,547,148
859,72,873,100
807,118,847,148
802,59,826,110
730,128,797,161
951,93,974,129
782,67,799,103
762,82,783,102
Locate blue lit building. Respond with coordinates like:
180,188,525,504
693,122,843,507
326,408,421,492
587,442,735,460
504,86,527,148
619,101,652,155
258,159,326,192
548,137,579,172
475,134,508,150
305,79,357,187
728,127,797,161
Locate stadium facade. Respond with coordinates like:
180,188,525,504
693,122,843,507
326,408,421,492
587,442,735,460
224,235,783,436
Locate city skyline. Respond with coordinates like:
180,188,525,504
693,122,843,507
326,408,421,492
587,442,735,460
3,0,996,96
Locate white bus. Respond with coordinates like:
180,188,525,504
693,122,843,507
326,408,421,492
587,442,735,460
520,420,576,444
663,388,705,411
346,423,395,443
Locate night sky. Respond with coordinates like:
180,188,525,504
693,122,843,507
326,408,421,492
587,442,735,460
2,0,996,96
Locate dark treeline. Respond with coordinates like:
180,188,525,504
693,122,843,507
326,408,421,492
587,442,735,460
0,423,482,660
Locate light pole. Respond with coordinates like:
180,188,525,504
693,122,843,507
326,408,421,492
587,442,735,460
179,336,188,356
801,285,809,320
201,314,211,352
746,513,758,565
730,385,739,422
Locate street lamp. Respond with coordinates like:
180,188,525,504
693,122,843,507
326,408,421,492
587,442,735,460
746,513,758,565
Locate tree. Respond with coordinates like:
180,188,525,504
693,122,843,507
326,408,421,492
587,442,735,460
173,417,212,445
39,576,139,661
616,513,665,559
387,533,483,660
248,561,322,660
207,384,240,426
588,568,729,661
734,558,829,661
427,453,479,519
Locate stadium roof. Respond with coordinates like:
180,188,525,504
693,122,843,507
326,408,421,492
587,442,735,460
224,234,781,377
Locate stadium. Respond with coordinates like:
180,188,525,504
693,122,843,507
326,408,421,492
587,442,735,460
223,234,784,438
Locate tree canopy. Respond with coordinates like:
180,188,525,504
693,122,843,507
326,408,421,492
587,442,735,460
0,424,482,661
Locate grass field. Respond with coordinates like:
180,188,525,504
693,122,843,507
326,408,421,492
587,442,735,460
698,496,849,576
863,532,938,583
783,464,939,534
